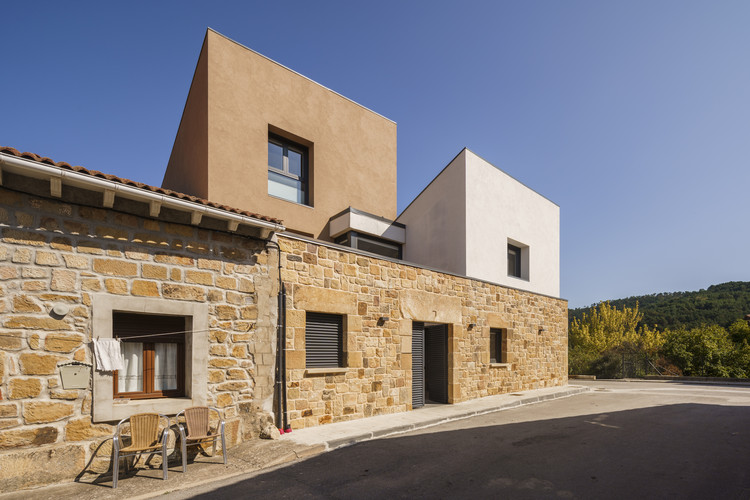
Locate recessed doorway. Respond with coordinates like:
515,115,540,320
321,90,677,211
412,322,449,408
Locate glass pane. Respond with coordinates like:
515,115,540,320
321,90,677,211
489,332,497,363
288,149,303,177
508,248,518,277
269,170,305,204
154,343,178,391
119,342,143,392
268,141,283,170
356,237,400,259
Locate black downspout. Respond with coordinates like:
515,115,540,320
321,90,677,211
281,283,290,432
266,240,290,433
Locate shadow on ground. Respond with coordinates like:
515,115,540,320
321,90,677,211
191,403,750,499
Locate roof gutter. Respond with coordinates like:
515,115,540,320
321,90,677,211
0,152,285,235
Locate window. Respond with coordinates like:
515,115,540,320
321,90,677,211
335,231,402,260
305,312,344,368
508,244,522,278
113,312,186,399
268,133,308,205
490,328,507,364
507,240,529,280
92,294,208,422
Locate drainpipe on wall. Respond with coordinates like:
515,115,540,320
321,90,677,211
266,240,290,433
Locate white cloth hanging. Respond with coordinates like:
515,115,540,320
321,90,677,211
93,338,124,372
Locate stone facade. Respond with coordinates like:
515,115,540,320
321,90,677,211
0,185,277,491
279,235,568,430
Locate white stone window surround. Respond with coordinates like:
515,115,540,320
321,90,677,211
92,294,208,422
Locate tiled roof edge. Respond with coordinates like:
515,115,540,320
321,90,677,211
0,146,283,225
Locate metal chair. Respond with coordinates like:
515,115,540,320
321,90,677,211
175,406,227,471
111,412,170,488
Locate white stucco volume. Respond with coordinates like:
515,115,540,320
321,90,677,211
397,149,560,298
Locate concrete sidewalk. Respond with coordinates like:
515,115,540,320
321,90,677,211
2,384,587,500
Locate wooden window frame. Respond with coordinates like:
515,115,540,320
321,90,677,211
113,312,187,400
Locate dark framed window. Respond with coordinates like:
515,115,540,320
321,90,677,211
113,312,186,399
268,133,309,205
335,231,402,260
507,244,522,278
490,328,508,364
305,312,344,368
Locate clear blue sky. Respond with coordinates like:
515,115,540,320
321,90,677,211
3,1,750,307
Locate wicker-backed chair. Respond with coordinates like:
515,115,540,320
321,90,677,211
112,413,170,488
176,406,227,471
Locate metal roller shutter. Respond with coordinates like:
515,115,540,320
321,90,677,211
412,322,425,408
305,312,343,368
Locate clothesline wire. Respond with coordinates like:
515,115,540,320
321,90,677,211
0,328,216,341
110,328,211,340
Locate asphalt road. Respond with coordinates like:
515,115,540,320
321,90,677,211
176,380,750,499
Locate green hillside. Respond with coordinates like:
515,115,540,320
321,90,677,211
569,281,750,330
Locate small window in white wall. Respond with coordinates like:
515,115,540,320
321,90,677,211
507,239,529,281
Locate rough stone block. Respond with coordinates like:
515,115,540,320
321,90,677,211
163,284,205,301
23,402,74,424
11,248,32,264
5,316,69,331
8,378,42,399
214,305,238,320
286,350,306,370
35,251,61,267
50,389,79,400
0,266,20,280
104,278,128,294
186,270,213,285
0,331,24,350
64,417,112,441
209,358,236,368
0,426,58,449
50,269,76,291
131,280,159,297
142,264,168,279
0,404,18,418
63,254,89,269
44,333,83,353
93,258,137,277
216,393,233,408
292,286,357,315
19,353,64,375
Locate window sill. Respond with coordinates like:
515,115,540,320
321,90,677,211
108,397,197,420
489,363,511,369
268,193,313,208
304,368,347,376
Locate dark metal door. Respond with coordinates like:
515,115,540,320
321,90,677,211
425,324,448,403
412,322,425,408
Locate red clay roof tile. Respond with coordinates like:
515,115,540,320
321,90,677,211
0,146,282,225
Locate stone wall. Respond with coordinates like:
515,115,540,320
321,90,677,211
279,235,568,430
0,186,276,491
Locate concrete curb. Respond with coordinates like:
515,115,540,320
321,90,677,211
321,385,590,451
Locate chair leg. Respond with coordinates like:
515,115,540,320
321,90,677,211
162,440,168,480
221,423,227,465
211,436,217,457
113,452,119,489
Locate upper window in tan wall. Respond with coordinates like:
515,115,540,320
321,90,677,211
268,133,309,205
